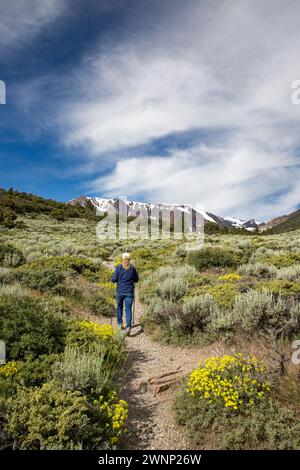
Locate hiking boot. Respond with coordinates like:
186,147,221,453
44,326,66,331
125,326,131,336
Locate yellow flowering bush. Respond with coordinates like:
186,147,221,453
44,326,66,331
98,281,116,290
204,283,238,308
187,354,270,411
0,361,18,378
66,319,125,364
79,320,115,340
218,273,241,282
94,390,128,445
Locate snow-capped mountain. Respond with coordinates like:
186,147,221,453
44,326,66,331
223,216,262,232
68,196,261,231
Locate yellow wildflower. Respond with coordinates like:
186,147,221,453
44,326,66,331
0,361,18,378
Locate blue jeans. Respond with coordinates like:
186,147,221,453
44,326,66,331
116,292,134,328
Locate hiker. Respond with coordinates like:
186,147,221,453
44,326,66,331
111,252,139,336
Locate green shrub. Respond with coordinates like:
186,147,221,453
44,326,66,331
0,289,68,360
52,344,122,397
143,297,179,325
174,246,187,259
276,265,300,281
207,309,235,341
85,293,115,317
155,264,197,281
130,247,160,272
4,255,109,294
0,207,18,228
255,279,300,295
232,289,300,335
97,281,116,302
206,283,239,308
13,267,66,294
260,252,300,268
4,382,118,449
189,282,239,308
155,277,188,301
0,244,24,267
180,294,219,335
139,264,196,303
186,272,217,289
131,244,176,272
237,262,277,278
0,412,13,450
15,354,60,388
188,247,238,270
143,293,220,344
50,209,66,221
19,255,102,278
0,267,12,285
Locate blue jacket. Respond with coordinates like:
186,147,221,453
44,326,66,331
111,264,139,294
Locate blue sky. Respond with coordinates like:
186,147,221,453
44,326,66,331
1,0,300,221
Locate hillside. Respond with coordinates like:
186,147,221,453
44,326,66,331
0,188,98,225
263,209,300,234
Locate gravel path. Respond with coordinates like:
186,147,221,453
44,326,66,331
101,260,217,450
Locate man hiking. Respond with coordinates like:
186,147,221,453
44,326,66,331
111,252,139,336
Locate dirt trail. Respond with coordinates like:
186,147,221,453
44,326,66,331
101,260,218,450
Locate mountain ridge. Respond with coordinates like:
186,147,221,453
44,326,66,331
68,195,261,232
2,187,300,234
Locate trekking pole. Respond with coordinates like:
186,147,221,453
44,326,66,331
132,293,135,327
131,258,136,327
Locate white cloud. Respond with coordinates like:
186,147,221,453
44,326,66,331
0,0,66,53
16,0,300,221
62,0,300,152
90,136,300,221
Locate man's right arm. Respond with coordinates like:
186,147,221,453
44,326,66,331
111,265,119,283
